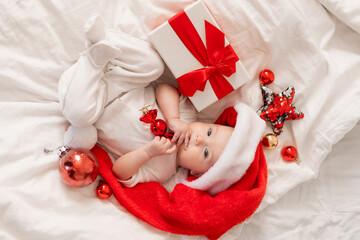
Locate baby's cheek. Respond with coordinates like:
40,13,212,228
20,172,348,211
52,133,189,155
178,148,195,168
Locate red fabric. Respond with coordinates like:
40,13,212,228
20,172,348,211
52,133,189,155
91,106,267,239
168,11,239,98
214,106,238,126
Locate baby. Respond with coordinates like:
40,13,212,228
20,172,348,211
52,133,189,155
112,83,234,182
59,16,265,194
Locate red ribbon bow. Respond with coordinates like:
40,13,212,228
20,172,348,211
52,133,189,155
139,109,158,124
169,11,239,99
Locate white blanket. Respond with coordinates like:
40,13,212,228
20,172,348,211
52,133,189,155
0,0,359,239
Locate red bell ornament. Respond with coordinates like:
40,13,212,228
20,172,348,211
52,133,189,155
58,148,99,187
150,119,167,136
96,180,113,199
281,146,298,162
259,69,275,85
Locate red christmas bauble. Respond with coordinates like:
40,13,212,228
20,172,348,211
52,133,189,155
150,119,167,136
259,69,275,85
96,181,112,199
58,149,98,187
281,146,298,162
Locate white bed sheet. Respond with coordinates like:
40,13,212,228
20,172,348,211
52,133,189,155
0,0,359,239
238,121,360,240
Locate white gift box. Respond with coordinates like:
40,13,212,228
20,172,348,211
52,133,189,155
149,0,250,111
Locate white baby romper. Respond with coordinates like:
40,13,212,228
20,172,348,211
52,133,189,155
58,16,197,186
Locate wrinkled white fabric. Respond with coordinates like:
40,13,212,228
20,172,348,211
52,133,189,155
318,0,360,34
0,0,360,239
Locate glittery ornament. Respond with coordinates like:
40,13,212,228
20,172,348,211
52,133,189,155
259,69,275,85
58,148,98,187
261,133,278,149
96,180,112,199
281,146,298,161
257,85,304,135
139,105,173,140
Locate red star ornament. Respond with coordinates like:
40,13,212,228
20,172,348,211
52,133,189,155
257,85,304,135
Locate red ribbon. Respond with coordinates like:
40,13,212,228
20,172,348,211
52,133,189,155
169,11,239,99
139,109,158,123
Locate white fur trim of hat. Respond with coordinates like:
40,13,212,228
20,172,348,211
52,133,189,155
184,102,266,195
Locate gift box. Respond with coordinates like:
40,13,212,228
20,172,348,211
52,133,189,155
149,0,250,111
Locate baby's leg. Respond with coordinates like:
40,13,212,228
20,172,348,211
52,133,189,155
58,16,164,127
58,49,113,127
104,30,165,94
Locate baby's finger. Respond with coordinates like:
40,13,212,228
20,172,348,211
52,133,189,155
165,144,177,155
160,136,168,144
177,133,185,147
163,138,171,147
184,130,191,149
171,132,180,143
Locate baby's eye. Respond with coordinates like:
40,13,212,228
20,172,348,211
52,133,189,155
207,128,212,136
204,147,209,158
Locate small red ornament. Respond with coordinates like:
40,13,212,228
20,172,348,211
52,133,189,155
150,119,167,136
96,180,112,199
58,148,99,187
281,146,298,161
259,69,275,85
139,105,173,139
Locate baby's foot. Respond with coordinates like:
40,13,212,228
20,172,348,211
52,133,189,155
88,40,121,67
84,15,106,45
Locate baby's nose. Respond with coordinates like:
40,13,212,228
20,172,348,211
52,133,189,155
195,135,203,146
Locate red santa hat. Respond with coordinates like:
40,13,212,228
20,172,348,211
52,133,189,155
184,102,266,195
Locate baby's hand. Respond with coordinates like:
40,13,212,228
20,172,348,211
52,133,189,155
145,136,177,158
168,119,192,149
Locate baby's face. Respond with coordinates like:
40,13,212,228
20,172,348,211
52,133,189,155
177,122,233,175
